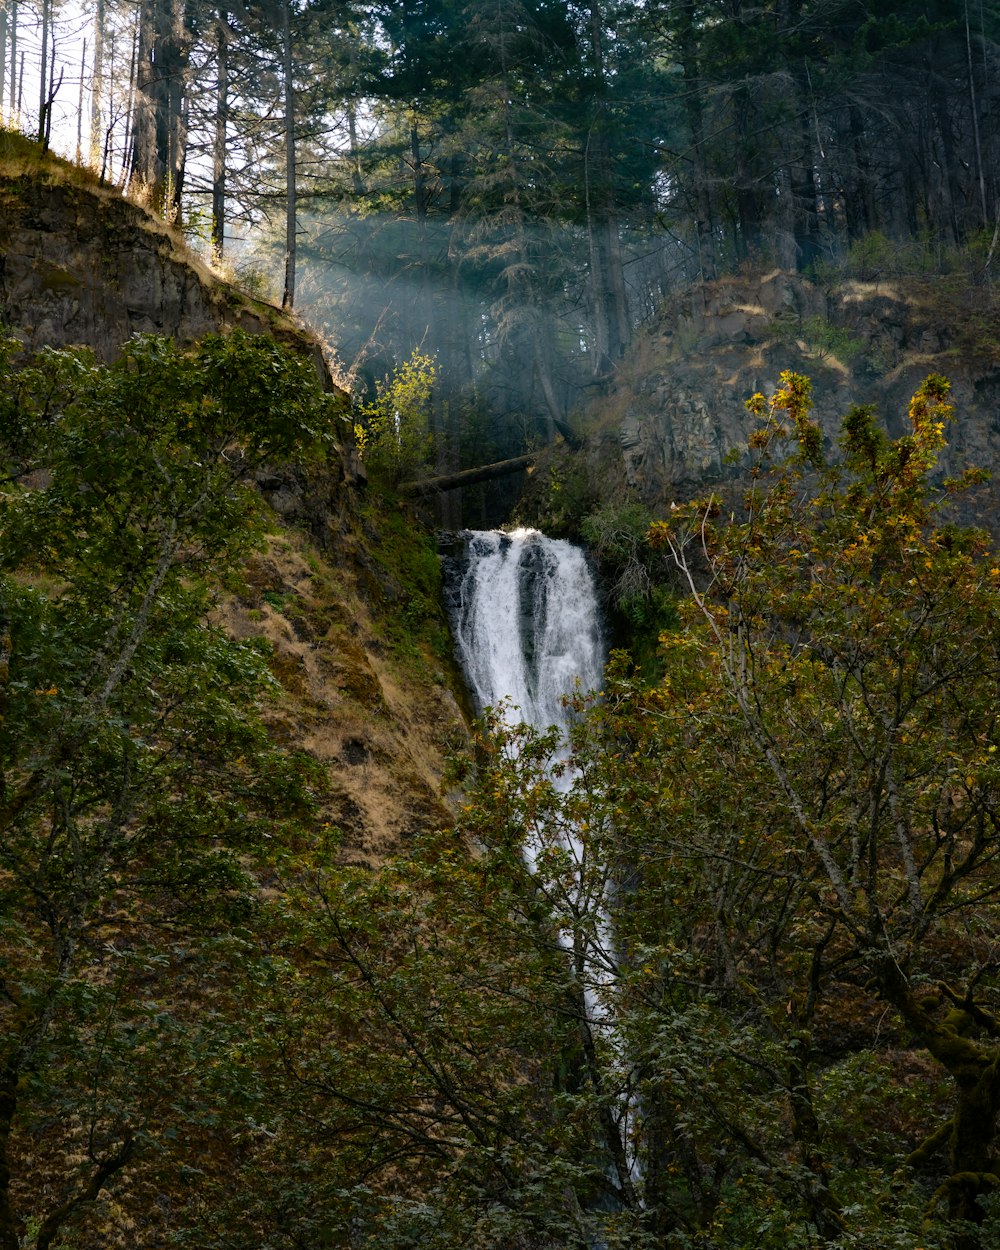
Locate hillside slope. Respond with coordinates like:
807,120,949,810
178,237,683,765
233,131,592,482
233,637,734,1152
0,139,466,862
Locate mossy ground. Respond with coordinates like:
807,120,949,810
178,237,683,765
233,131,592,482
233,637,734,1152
218,490,467,866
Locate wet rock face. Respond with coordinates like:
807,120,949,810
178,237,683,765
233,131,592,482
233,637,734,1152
584,271,1000,529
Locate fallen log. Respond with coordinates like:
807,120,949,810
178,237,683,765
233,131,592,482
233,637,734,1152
399,453,535,497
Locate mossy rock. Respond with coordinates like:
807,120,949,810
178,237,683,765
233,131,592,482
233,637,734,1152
35,260,83,291
322,631,387,711
267,651,310,700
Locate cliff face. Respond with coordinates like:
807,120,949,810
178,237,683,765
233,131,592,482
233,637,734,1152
542,270,1000,529
0,161,328,373
0,151,467,862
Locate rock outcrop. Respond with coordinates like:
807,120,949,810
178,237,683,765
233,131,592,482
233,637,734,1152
0,160,328,379
545,270,1000,529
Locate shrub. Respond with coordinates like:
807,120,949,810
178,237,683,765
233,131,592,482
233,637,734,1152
355,352,437,487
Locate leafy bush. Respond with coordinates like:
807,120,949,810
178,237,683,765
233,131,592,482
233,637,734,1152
771,312,863,363
0,330,330,1248
581,500,655,606
355,351,437,486
581,501,679,673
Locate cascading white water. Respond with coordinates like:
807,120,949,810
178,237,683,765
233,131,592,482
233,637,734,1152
446,525,607,923
447,528,640,1203
449,528,605,751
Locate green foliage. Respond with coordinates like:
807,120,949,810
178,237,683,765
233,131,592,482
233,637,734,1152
839,228,1000,285
636,371,1000,1241
355,352,437,487
581,502,679,671
0,330,329,1248
771,312,864,364
581,501,655,602
10,340,1000,1250
190,715,649,1250
220,371,1000,1249
526,457,598,536
355,498,452,675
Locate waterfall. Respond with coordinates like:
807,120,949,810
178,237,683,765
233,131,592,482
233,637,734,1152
445,523,611,1001
446,528,639,1209
445,526,605,873
446,527,605,748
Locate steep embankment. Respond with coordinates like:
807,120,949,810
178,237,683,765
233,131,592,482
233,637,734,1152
524,270,1000,530
0,140,466,861
0,138,321,368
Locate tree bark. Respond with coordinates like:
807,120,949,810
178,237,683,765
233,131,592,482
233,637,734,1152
879,964,1000,1230
789,97,821,271
0,1068,18,1250
733,89,762,260
0,2,7,120
583,0,629,376
7,0,14,121
965,0,988,230
90,0,105,168
33,1135,136,1250
281,0,296,309
677,0,716,282
130,0,189,210
845,104,876,240
400,453,535,496
36,0,48,142
211,4,228,256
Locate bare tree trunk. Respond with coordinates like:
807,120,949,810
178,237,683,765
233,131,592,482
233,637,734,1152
410,117,430,329
131,0,189,210
400,453,535,496
36,0,49,141
585,130,629,375
345,40,364,196
845,104,876,239
0,1069,19,1250
43,39,59,150
120,25,139,188
930,56,963,244
211,4,228,256
164,0,188,215
790,97,821,270
583,0,629,376
0,2,8,121
965,0,988,230
497,55,562,435
679,2,717,284
346,98,364,195
281,0,296,309
7,0,15,120
76,38,86,161
733,89,762,260
100,30,115,182
130,0,155,189
90,0,104,167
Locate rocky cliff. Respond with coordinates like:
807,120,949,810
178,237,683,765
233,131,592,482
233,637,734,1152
0,137,327,372
527,270,1000,530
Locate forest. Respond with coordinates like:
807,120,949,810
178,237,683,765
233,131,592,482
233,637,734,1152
5,330,1000,1249
2,0,998,446
4,0,1000,1246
